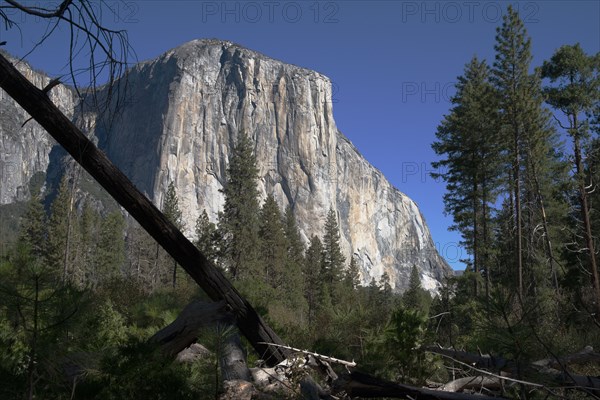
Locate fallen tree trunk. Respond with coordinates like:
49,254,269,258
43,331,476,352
334,371,508,399
425,346,600,392
422,346,509,371
0,53,289,366
440,376,503,393
532,345,600,370
220,331,252,382
150,300,233,357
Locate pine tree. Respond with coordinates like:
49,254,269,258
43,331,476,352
283,206,305,274
18,194,47,260
0,241,81,398
542,44,600,312
402,265,431,313
162,181,183,287
78,199,99,287
304,235,324,324
219,134,261,281
344,256,361,290
258,195,287,289
126,221,159,290
163,181,183,228
282,206,306,313
491,5,565,299
96,211,125,286
322,208,345,288
47,176,76,282
491,5,531,299
432,56,501,297
194,209,219,264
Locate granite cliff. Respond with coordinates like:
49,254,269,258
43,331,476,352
0,40,451,291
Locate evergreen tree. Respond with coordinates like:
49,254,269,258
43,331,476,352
304,235,324,324
258,195,287,289
282,206,307,313
194,209,219,264
542,44,600,313
491,5,531,299
402,265,431,313
219,134,261,280
47,176,76,283
18,194,47,260
491,5,565,299
163,181,183,228
344,256,361,290
162,181,183,287
78,199,99,287
0,241,81,398
432,56,501,296
322,208,345,288
283,206,305,274
126,221,160,290
95,211,126,286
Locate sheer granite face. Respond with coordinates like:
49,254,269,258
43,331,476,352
0,40,451,292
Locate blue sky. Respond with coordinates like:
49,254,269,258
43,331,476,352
1,1,599,270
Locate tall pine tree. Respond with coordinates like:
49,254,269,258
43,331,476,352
194,209,219,264
219,133,261,281
258,195,287,289
322,208,345,289
542,44,600,311
304,235,324,324
432,56,501,297
491,6,565,299
162,181,183,287
47,176,76,283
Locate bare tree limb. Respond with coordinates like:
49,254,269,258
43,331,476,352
258,342,357,368
333,371,508,399
440,376,503,393
3,0,73,18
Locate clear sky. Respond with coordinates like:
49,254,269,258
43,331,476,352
1,0,599,270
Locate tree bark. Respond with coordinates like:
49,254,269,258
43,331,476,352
0,53,289,366
573,120,600,316
441,376,502,392
334,371,507,399
425,346,600,391
150,300,233,357
514,122,524,301
220,333,252,382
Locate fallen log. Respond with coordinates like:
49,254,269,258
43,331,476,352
423,345,509,371
333,371,508,399
0,53,289,366
425,345,600,393
440,376,503,393
149,299,252,383
220,331,252,382
532,346,600,370
150,300,233,357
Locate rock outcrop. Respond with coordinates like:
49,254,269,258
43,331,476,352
0,53,75,203
0,40,451,291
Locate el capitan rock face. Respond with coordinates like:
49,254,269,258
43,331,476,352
0,55,76,203
0,40,451,291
